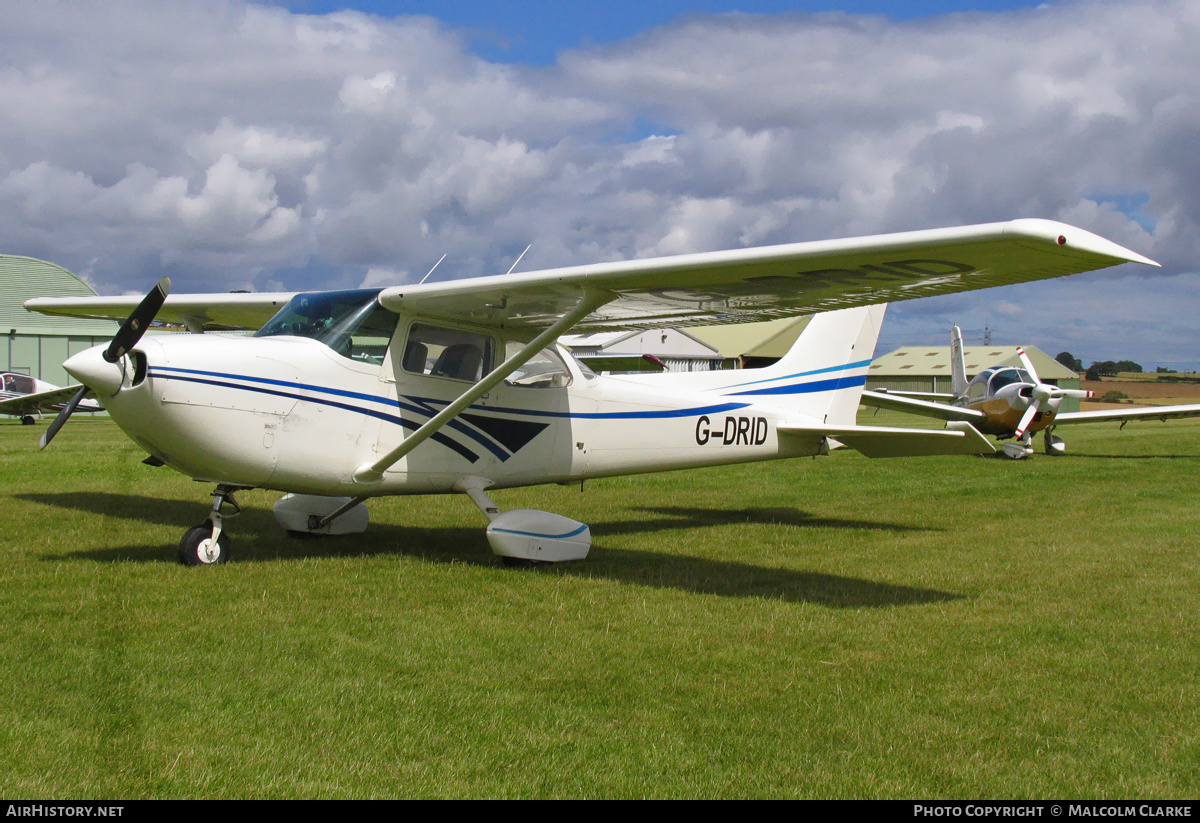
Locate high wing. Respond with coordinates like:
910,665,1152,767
0,385,100,416
1054,404,1200,426
376,219,1155,332
25,292,296,332
25,219,1154,334
859,389,987,423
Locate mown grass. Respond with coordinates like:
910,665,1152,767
0,416,1195,798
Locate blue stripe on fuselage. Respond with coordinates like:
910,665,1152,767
722,374,867,397
716,359,873,391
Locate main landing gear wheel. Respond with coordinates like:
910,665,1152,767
179,521,231,565
21,415,36,426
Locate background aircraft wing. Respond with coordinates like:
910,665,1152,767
1054,403,1200,426
25,292,297,332
860,389,987,423
0,385,100,416
866,388,958,402
377,219,1156,332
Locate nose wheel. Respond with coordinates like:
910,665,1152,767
178,485,246,565
179,522,231,565
1001,432,1035,460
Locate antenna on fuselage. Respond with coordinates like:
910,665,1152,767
418,254,447,285
506,244,532,275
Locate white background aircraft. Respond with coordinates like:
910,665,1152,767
0,372,102,426
863,324,1200,458
27,219,1155,565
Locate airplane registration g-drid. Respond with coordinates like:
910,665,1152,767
26,219,1156,566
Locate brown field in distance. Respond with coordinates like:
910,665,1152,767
1081,374,1200,410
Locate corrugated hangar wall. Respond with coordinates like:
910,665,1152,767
1,255,117,387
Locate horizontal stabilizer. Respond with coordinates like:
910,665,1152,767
860,389,985,423
779,420,996,458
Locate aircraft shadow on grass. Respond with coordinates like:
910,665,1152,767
18,492,957,608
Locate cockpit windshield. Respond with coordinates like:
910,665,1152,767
255,289,398,365
987,368,1034,393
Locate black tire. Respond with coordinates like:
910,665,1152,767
21,415,36,426
178,521,232,565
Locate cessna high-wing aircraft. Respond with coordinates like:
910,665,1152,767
0,372,103,425
26,219,1156,565
862,324,1200,458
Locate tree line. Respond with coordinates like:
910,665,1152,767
1054,352,1149,381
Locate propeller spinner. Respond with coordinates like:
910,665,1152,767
39,277,171,449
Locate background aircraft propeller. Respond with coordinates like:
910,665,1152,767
39,277,170,450
1012,346,1093,438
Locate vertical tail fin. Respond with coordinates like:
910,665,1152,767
950,324,968,398
698,304,887,424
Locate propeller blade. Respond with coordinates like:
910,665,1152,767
42,278,170,449
38,386,91,450
104,277,171,363
1014,399,1041,439
1015,346,1040,385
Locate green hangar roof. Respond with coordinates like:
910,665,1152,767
0,255,117,335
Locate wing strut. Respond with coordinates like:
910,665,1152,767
352,288,613,483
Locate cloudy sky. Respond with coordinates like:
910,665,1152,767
3,0,1198,368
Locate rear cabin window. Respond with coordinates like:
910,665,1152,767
502,342,573,389
402,323,494,382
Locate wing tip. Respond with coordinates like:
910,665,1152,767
1005,218,1159,267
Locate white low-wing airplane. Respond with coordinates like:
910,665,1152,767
27,219,1155,565
862,324,1200,458
0,372,103,425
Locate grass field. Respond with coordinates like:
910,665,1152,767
0,414,1196,798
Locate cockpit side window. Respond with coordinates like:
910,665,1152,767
966,369,991,401
402,323,494,382
4,374,35,394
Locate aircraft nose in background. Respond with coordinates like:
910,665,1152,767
63,345,124,397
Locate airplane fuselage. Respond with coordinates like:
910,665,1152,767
959,367,1063,437
88,330,825,498
967,394,1059,436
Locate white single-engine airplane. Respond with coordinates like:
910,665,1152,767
0,372,103,426
862,324,1200,458
27,219,1155,565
